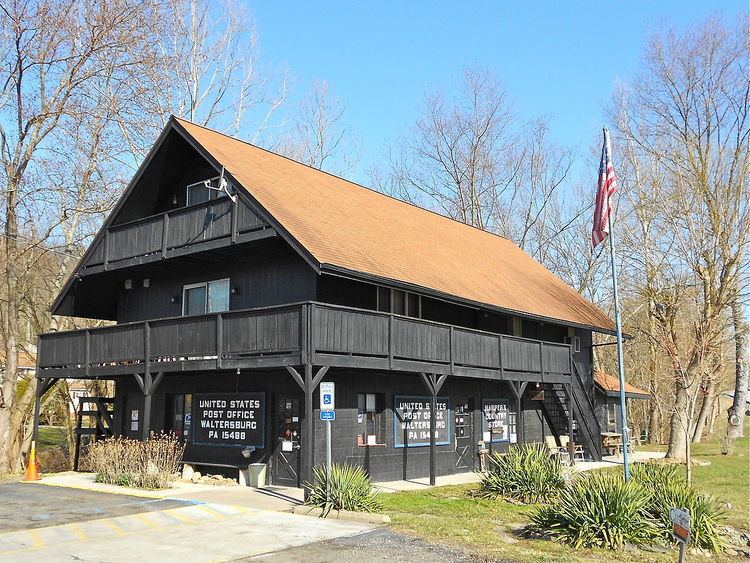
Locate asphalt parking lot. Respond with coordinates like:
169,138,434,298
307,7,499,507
0,482,188,532
0,482,374,562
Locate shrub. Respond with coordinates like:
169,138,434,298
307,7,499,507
87,433,184,490
305,463,382,516
631,462,725,552
479,444,565,504
530,473,661,549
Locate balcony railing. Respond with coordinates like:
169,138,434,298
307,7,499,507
83,198,269,272
37,302,573,381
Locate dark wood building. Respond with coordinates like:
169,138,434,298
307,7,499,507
36,117,629,487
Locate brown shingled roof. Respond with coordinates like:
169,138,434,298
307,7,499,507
175,118,616,333
594,371,650,398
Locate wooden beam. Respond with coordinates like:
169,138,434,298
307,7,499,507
150,371,165,395
420,372,448,486
285,366,305,391
311,365,329,390
133,373,145,394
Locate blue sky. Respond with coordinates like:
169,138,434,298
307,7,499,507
252,2,744,184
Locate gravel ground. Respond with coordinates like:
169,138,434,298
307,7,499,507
246,527,504,562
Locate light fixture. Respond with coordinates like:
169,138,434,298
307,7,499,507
124,279,132,290
143,278,150,288
171,295,179,304
231,286,239,295
241,446,255,459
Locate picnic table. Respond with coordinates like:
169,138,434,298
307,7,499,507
601,431,634,455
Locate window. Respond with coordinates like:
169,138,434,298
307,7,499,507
376,287,421,318
512,317,523,337
166,394,193,439
508,410,518,443
182,279,230,315
357,392,385,445
392,289,406,315
607,402,617,428
186,177,228,206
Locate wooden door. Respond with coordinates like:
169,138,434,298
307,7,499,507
270,396,301,486
454,398,475,471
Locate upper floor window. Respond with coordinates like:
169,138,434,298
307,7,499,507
377,286,421,318
182,279,230,316
186,177,229,206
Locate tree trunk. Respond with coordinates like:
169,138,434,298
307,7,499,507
692,377,717,442
706,395,720,438
727,293,749,439
647,387,660,443
646,302,660,443
0,174,20,473
666,381,689,460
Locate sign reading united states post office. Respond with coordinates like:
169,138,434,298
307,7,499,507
393,395,451,447
193,392,265,448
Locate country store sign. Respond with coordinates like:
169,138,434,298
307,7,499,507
393,395,450,447
193,392,265,448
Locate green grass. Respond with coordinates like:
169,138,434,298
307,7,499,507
381,421,750,561
688,432,749,530
381,484,671,562
37,425,68,450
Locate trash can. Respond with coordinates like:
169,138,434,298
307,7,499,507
245,463,267,488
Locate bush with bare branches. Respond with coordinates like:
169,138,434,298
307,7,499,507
87,433,184,489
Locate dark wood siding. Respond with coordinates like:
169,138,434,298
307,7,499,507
116,240,315,323
114,368,563,482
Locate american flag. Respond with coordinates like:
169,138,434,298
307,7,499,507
592,128,617,248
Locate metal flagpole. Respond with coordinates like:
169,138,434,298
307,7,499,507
604,127,630,480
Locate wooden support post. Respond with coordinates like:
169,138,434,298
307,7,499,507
142,372,152,441
31,376,57,448
230,198,238,243
303,363,314,489
420,372,448,486
216,314,223,369
103,230,110,270
144,322,151,376
161,213,169,258
134,371,164,441
506,380,529,445
286,364,329,492
567,383,575,466
84,330,91,377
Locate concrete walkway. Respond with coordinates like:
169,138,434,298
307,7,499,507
0,499,373,562
374,471,482,493
371,450,667,493
36,472,304,511
571,450,666,472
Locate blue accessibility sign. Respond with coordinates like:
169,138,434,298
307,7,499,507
320,410,336,421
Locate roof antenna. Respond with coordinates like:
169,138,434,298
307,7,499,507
204,165,236,202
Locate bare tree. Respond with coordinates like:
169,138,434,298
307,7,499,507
375,67,521,230
136,0,288,147
612,18,749,461
275,81,360,175
0,0,163,472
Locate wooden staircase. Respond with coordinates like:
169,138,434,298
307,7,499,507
73,397,115,470
540,369,602,461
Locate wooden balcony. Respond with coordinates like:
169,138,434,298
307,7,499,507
37,302,573,382
81,197,273,274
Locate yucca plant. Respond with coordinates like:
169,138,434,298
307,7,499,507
631,462,725,552
479,444,565,504
530,473,661,549
305,463,382,517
